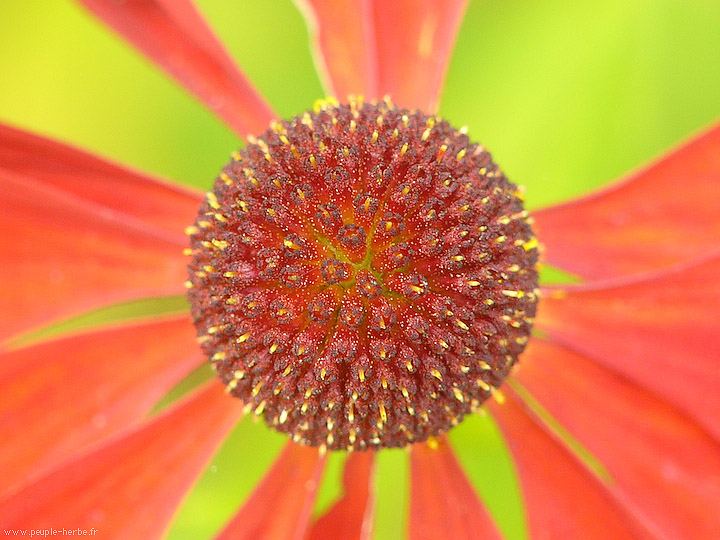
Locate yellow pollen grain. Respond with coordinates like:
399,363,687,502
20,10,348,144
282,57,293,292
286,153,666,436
406,360,415,372
206,192,220,210
409,284,425,295
254,400,267,415
437,144,447,162
502,289,525,298
494,235,507,243
236,332,251,343
371,130,379,144
185,225,198,235
309,154,317,168
477,379,491,391
211,239,229,249
379,402,387,423
233,369,245,380
456,319,469,331
456,148,467,160
402,387,410,399
359,368,366,382
251,381,263,397
183,280,193,289
350,119,357,133
453,387,465,402
282,365,292,376
431,368,443,380
466,280,481,287
400,142,409,156
523,237,539,251
269,344,279,354
279,409,289,424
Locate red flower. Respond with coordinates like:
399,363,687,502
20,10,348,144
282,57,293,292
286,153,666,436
1,1,719,539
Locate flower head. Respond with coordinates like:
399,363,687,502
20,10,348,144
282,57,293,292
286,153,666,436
1,1,719,540
187,98,538,450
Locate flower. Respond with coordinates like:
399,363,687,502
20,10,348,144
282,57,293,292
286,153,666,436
1,2,719,540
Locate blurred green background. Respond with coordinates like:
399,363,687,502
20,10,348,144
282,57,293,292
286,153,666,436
2,1,719,539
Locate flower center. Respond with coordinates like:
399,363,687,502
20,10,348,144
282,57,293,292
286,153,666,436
186,97,539,451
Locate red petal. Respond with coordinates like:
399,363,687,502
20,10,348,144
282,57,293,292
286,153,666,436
76,0,275,136
0,314,201,495
373,0,469,112
0,122,202,242
0,171,189,342
214,442,326,540
0,382,243,540
488,394,649,540
515,339,720,540
534,122,720,279
409,436,503,540
296,0,378,99
537,251,720,441
307,452,376,540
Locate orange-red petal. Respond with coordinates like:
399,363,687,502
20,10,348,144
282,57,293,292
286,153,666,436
516,339,720,540
0,171,189,342
307,451,376,540
76,0,275,136
537,251,720,441
489,394,649,540
409,436,503,540
0,381,243,540
373,0,469,112
214,442,325,540
296,0,378,99
0,122,202,242
0,314,201,495
534,122,720,280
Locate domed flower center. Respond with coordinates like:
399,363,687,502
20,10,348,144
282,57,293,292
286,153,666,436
186,97,539,451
